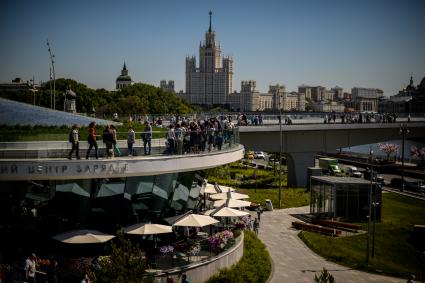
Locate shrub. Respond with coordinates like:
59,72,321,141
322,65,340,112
314,268,335,283
91,232,151,283
206,230,271,283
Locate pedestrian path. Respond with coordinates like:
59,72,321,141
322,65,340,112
257,206,404,283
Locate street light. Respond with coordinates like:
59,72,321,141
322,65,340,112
47,39,56,110
399,125,409,192
371,184,380,258
366,145,373,266
278,93,283,209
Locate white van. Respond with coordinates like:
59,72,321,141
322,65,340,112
345,166,362,178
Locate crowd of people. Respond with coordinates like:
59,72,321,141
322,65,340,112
325,111,403,124
163,116,236,156
67,115,238,160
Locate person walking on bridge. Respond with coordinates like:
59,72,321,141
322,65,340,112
86,122,98,159
68,124,80,160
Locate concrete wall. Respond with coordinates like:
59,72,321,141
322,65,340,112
151,233,244,283
0,145,244,181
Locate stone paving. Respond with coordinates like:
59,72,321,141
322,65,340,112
256,206,404,283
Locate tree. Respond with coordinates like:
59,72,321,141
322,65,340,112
314,268,335,283
378,143,399,161
0,78,194,116
92,231,152,283
410,145,425,167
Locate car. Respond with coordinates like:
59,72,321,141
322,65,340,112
244,151,254,160
364,169,384,184
406,181,425,194
390,178,425,194
254,151,266,160
344,166,362,178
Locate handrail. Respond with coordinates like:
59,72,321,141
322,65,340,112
0,128,240,159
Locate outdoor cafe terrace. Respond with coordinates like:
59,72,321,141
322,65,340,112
0,182,251,283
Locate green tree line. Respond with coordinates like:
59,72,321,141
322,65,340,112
0,78,194,115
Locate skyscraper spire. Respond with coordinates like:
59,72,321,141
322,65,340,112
209,11,212,32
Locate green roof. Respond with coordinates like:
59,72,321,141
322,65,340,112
116,75,132,82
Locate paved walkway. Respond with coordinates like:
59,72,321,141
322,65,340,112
257,206,404,283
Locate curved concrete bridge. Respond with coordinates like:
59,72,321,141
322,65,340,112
239,122,425,187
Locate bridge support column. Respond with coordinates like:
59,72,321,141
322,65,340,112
285,152,316,188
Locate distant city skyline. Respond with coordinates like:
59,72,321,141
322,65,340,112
1,0,424,96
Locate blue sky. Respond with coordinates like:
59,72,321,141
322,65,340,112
1,0,424,96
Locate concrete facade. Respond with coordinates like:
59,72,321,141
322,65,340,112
0,144,244,181
160,80,175,93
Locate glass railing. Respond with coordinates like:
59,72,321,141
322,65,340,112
0,128,241,159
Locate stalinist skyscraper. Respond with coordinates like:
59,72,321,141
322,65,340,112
185,12,233,107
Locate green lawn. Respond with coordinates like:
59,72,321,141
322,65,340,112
206,230,272,283
207,162,309,209
238,188,310,209
299,192,425,278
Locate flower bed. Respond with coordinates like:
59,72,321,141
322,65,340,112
208,230,234,253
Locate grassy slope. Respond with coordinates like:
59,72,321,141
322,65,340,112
206,230,272,283
299,193,425,278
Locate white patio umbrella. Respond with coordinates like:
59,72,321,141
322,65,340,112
173,214,219,227
124,223,173,235
52,229,115,244
216,185,235,193
213,198,251,208
211,207,249,217
202,183,219,194
202,183,235,194
209,191,249,200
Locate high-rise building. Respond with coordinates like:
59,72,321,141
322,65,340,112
351,87,383,99
331,86,344,100
184,12,233,106
310,86,326,102
346,87,384,112
298,85,312,100
160,80,175,93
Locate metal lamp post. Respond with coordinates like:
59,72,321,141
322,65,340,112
366,146,373,266
371,183,380,258
47,39,56,110
278,95,283,209
399,125,409,192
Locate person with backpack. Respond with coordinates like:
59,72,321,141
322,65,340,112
102,125,114,158
85,122,98,159
68,124,80,160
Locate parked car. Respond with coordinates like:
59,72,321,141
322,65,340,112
390,178,425,194
254,151,266,160
244,151,254,160
364,169,384,184
406,181,425,194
